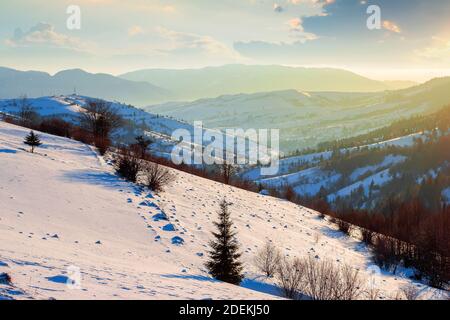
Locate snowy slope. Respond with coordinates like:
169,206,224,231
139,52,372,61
242,132,428,202
0,95,193,137
0,121,442,300
0,95,271,163
145,81,444,153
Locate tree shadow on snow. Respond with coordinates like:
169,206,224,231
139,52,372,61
46,275,70,284
62,169,128,189
162,274,286,298
0,148,17,154
160,274,219,283
240,277,284,298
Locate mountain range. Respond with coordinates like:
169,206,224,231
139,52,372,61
0,65,417,106
0,67,168,106
121,64,417,101
146,77,450,153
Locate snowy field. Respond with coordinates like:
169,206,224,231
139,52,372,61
0,121,445,300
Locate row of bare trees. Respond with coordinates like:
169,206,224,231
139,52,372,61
254,241,363,300
254,240,430,300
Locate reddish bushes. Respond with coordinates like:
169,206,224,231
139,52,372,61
336,201,449,288
39,118,72,138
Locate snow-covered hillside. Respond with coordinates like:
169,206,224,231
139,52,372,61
0,95,193,137
0,95,271,163
145,77,450,153
242,128,450,210
0,121,442,300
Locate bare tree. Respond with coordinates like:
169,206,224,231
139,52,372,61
220,161,236,185
114,147,142,183
303,256,363,300
142,162,174,193
365,286,381,301
304,257,339,300
17,95,38,126
365,277,381,300
135,135,153,158
400,284,421,300
335,264,364,300
78,100,122,152
276,257,306,300
254,240,281,278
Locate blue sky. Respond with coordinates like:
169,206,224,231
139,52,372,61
1,0,450,81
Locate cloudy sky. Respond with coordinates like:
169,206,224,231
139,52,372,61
1,0,450,81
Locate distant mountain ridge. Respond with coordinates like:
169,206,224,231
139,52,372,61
0,65,418,106
0,67,169,106
121,64,417,101
145,77,450,153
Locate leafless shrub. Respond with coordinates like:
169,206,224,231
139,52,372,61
303,256,363,300
114,147,142,183
254,241,281,278
303,256,339,300
400,284,421,300
276,257,306,300
336,219,351,235
337,264,364,300
142,162,174,193
17,95,39,126
365,283,381,300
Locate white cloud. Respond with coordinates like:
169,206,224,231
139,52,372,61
5,22,88,51
286,18,318,42
155,27,241,59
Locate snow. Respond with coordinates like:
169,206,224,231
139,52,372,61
243,151,331,181
0,121,443,300
259,167,341,198
241,130,429,201
349,155,407,181
328,169,393,202
362,132,425,149
146,87,436,154
243,131,422,182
